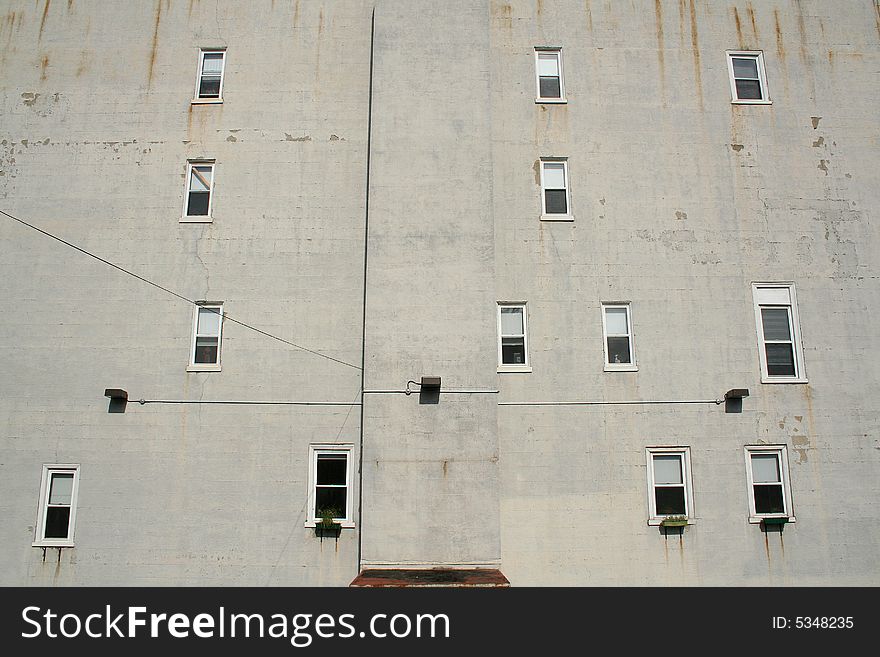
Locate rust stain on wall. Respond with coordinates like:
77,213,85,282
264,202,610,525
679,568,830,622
584,0,593,32
293,0,300,28
733,7,743,47
655,0,665,99
746,2,758,41
40,54,48,80
38,0,50,42
67,0,73,10
774,9,785,60
147,0,163,88
689,0,702,109
794,1,808,63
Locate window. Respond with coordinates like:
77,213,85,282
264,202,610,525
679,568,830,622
183,161,215,221
601,303,637,371
188,303,223,371
305,445,354,528
744,446,795,523
752,284,807,383
535,48,565,102
33,465,80,547
540,159,571,219
194,49,226,102
726,51,770,103
497,303,530,372
646,448,694,525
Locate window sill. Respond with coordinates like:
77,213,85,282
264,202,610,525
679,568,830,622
33,540,75,548
497,366,532,373
648,518,694,527
192,98,223,105
731,99,772,105
604,365,638,372
186,364,221,372
180,216,214,224
540,214,574,222
760,377,808,384
304,520,355,529
749,515,795,525
535,98,567,104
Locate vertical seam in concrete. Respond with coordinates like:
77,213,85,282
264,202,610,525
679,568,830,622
357,3,376,577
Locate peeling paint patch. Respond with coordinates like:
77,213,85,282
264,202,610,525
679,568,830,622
730,143,744,152
226,135,236,142
285,133,310,142
329,134,340,141
817,159,829,174
810,116,821,129
675,210,687,220
21,92,39,106
812,136,824,148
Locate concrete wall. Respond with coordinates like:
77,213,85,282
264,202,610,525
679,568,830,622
1,0,878,586
491,0,880,585
0,0,371,586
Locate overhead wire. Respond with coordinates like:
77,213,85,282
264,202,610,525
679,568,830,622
0,208,362,371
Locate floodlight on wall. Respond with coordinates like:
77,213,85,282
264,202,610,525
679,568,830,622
104,389,128,401
724,389,750,400
420,376,441,390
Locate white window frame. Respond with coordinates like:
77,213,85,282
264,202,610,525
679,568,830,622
193,48,226,103
187,302,224,372
534,47,566,103
181,160,215,223
601,302,637,372
645,448,695,526
33,464,80,547
305,444,355,529
726,50,771,105
744,445,795,524
497,302,531,373
539,158,572,221
752,283,807,383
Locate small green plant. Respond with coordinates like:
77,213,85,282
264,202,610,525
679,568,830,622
661,515,688,526
317,507,342,528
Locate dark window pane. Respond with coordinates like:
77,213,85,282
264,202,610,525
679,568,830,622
317,456,347,485
544,189,568,214
655,487,686,515
765,344,795,376
539,76,561,98
501,337,526,364
194,337,218,364
187,191,210,216
315,487,346,517
607,337,631,364
761,308,791,341
735,79,762,99
44,507,70,539
732,58,759,79
199,78,221,98
754,484,785,514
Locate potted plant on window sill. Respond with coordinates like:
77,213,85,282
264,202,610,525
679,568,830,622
760,516,789,527
660,515,689,528
314,507,342,539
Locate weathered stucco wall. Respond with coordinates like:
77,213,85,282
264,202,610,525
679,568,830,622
1,0,878,586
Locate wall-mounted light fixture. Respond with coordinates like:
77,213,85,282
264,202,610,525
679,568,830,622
104,388,128,413
724,388,749,414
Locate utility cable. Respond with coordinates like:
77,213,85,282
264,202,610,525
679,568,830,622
1,208,362,371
